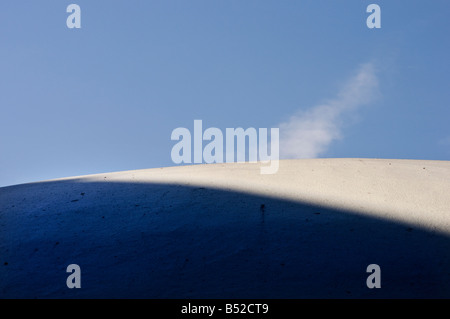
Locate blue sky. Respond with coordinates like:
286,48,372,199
1,0,449,187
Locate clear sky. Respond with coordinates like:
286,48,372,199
1,0,449,187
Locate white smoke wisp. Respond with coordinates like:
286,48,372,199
278,62,378,159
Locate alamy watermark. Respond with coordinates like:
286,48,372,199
170,120,279,174
66,3,380,30
366,264,381,288
66,264,81,288
66,4,81,29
